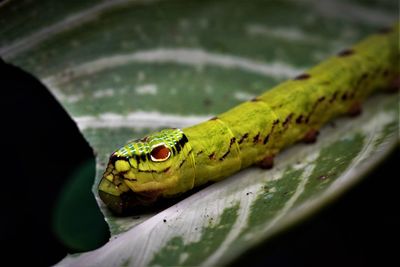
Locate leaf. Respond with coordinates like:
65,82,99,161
1,0,398,266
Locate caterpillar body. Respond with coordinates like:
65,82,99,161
99,24,399,215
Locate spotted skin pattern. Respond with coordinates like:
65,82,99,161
99,24,399,215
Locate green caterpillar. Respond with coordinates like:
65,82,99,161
99,24,399,215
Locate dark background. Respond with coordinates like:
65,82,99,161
0,59,398,266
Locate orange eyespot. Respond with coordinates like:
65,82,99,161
150,144,171,162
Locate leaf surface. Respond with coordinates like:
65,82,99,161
1,0,398,265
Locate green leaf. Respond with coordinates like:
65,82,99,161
1,0,398,266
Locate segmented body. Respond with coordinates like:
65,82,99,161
99,24,399,215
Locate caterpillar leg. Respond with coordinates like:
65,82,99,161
347,102,362,117
303,129,319,144
387,75,400,93
257,155,274,169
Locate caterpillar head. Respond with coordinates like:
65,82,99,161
98,128,195,215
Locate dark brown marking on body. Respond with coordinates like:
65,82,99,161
296,115,303,124
196,150,204,156
238,133,249,144
230,137,236,145
126,159,134,169
179,159,186,168
263,134,270,145
258,156,274,169
109,154,129,165
175,144,182,153
135,154,141,164
353,73,368,95
253,132,260,143
347,102,362,117
208,152,216,160
118,168,129,175
383,69,390,77
305,97,325,123
294,73,311,80
338,49,354,57
163,167,171,173
179,134,189,146
329,91,338,103
123,177,138,182
264,118,280,142
303,129,319,144
270,120,279,134
219,151,230,161
282,113,294,127
251,97,261,102
219,137,236,161
209,116,218,121
137,166,171,174
139,136,150,142
341,93,348,101
361,73,369,80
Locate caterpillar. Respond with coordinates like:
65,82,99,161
98,24,399,215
